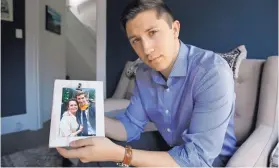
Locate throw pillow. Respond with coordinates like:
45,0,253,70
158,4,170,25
125,58,143,79
216,45,247,79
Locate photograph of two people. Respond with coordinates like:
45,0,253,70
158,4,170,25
59,87,96,137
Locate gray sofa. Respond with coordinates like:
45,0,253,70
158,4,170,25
104,56,278,167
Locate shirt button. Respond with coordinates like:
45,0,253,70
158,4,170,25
165,110,169,114
167,128,171,132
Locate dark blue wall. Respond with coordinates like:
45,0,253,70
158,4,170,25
1,0,26,117
106,0,278,98
106,0,137,98
167,0,278,58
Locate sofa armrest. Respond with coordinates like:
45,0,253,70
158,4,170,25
104,98,130,113
227,124,277,167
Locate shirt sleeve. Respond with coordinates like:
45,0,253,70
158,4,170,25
115,79,150,142
168,64,235,167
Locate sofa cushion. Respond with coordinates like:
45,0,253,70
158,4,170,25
234,59,264,145
217,45,247,79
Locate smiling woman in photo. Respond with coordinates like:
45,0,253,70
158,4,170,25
59,98,83,137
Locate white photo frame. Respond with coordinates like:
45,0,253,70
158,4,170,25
1,0,14,22
49,80,105,148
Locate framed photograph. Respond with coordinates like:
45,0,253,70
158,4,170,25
1,0,14,22
49,80,105,148
45,5,61,35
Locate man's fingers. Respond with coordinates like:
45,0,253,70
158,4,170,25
56,147,83,159
70,137,94,148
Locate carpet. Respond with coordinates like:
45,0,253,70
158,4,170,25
1,146,63,167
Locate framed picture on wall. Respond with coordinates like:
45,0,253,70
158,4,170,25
45,5,61,35
1,0,14,22
49,80,105,148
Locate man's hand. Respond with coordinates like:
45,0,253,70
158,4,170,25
56,137,125,163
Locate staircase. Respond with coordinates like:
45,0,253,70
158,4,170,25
65,2,97,81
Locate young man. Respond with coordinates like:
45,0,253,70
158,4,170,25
75,91,96,136
57,0,237,167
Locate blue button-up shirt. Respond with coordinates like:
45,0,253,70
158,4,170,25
116,40,237,166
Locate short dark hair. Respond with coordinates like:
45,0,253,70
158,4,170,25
66,98,78,110
75,90,88,98
120,0,175,31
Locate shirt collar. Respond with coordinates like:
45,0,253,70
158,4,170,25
151,40,189,84
169,40,188,77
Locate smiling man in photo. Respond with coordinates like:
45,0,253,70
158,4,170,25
75,91,96,136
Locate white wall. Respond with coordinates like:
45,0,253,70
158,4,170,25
39,0,66,123
68,0,97,32
96,0,107,98
66,39,96,80
2,0,66,134
2,0,106,134
65,5,96,81
78,3,96,32
66,0,106,97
